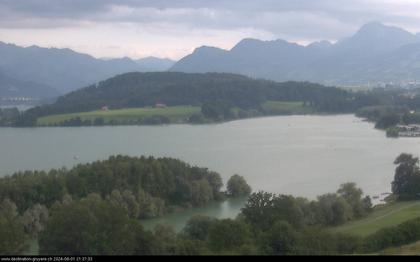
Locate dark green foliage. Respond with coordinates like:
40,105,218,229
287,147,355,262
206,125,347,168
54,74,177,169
183,215,217,241
260,221,299,255
188,113,207,123
201,101,234,120
0,156,225,218
392,153,420,200
356,105,409,130
226,174,252,197
208,219,254,254
0,199,28,255
241,192,307,229
313,194,353,226
363,217,420,252
93,117,104,125
356,105,408,122
241,183,372,230
292,227,362,255
375,114,401,129
337,182,372,218
142,115,171,125
14,72,373,126
39,194,151,255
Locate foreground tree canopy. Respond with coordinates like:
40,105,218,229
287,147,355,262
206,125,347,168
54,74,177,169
0,155,227,218
4,154,420,255
392,153,420,200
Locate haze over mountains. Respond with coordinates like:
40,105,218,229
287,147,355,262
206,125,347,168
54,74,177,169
2,22,420,101
171,22,420,87
0,42,175,99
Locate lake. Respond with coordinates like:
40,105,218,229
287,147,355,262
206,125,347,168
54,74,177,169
1,114,420,230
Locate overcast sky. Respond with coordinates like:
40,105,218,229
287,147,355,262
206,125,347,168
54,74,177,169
1,0,420,60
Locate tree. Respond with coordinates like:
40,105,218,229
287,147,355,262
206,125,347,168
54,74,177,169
261,221,298,255
227,174,252,197
39,195,145,255
241,192,305,229
392,153,420,200
315,194,353,226
137,189,165,219
107,189,140,218
375,114,401,129
208,219,253,254
337,183,371,218
0,199,28,255
152,224,178,255
190,180,214,206
241,191,275,229
22,204,49,238
183,215,217,241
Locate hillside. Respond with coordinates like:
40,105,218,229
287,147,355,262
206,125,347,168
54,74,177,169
15,72,367,126
332,201,420,237
0,42,175,96
171,22,420,86
0,70,59,99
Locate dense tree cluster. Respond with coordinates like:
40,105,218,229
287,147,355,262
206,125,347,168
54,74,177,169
0,156,226,217
0,199,27,255
4,154,420,255
37,184,370,256
39,194,156,255
355,89,420,130
0,156,239,255
392,153,420,200
12,72,376,126
241,183,372,230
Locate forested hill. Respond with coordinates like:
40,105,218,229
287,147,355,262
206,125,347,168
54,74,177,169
16,72,369,126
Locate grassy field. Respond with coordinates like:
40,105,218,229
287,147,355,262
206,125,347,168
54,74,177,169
331,201,420,237
380,241,420,255
261,101,315,115
37,106,201,126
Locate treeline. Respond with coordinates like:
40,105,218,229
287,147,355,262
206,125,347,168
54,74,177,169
0,180,372,255
6,73,420,127
12,72,375,126
36,182,371,255
0,156,236,217
0,107,19,126
33,153,420,255
355,88,420,132
48,115,172,127
0,156,253,255
3,153,420,255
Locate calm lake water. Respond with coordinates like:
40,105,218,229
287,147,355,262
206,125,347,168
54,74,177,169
1,115,420,230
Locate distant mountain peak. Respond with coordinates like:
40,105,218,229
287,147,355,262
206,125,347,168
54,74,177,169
335,21,419,54
192,45,227,55
307,40,333,49
353,22,414,40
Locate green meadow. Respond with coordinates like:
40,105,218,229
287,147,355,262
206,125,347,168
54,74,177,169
37,106,201,126
331,201,420,237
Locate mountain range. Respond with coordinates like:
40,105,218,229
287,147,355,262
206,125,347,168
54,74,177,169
3,22,420,101
171,22,420,87
0,42,175,99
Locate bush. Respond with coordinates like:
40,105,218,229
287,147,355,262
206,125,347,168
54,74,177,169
227,175,252,197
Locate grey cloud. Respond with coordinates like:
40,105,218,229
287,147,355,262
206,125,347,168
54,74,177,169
1,0,420,41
